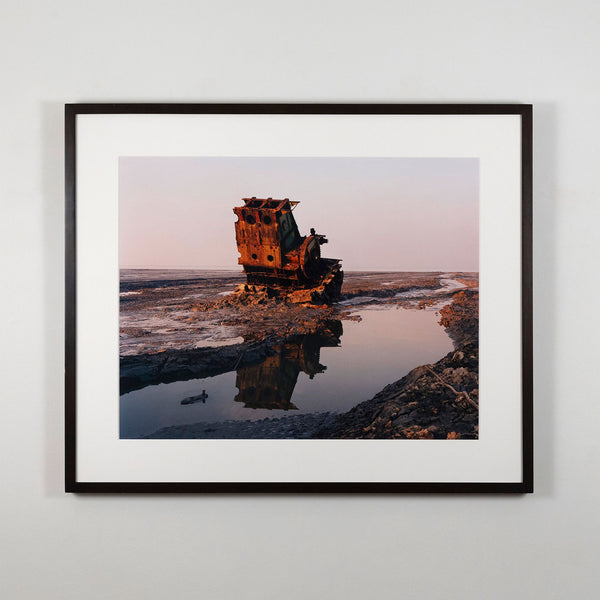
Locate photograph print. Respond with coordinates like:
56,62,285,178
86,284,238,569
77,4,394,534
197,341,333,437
119,156,480,441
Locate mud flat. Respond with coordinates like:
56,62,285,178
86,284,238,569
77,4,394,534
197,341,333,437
120,270,476,392
120,270,479,438
119,270,466,356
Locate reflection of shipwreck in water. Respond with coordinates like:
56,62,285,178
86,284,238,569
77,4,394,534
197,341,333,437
234,321,343,410
233,197,343,303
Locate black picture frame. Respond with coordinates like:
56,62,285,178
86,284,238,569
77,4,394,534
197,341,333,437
65,103,533,494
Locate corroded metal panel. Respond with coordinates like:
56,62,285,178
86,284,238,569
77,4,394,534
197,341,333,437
233,197,301,271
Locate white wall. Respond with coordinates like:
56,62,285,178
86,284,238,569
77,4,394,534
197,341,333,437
1,1,598,598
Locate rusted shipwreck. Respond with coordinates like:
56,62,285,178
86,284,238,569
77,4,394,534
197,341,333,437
233,197,343,303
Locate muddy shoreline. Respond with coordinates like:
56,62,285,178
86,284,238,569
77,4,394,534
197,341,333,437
120,270,478,438
143,412,338,439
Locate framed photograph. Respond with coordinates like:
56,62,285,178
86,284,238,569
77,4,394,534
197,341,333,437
65,103,532,493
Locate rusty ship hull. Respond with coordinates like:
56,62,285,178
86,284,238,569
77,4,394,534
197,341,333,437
233,197,343,302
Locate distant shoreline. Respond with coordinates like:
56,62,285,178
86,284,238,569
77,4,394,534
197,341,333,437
120,267,480,274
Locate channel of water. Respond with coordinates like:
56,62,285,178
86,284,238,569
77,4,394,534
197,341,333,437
120,304,453,438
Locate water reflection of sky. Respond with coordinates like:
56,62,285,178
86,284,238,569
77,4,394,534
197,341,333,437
119,306,453,438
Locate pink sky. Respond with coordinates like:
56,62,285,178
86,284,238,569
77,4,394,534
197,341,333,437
119,157,478,271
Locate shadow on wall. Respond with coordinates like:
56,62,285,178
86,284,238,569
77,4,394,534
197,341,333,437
531,102,558,497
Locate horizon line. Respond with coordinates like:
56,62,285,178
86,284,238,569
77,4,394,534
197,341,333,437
120,266,480,273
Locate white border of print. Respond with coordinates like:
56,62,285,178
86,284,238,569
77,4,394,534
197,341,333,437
75,113,521,483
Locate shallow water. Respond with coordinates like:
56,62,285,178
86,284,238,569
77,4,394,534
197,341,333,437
120,305,453,438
